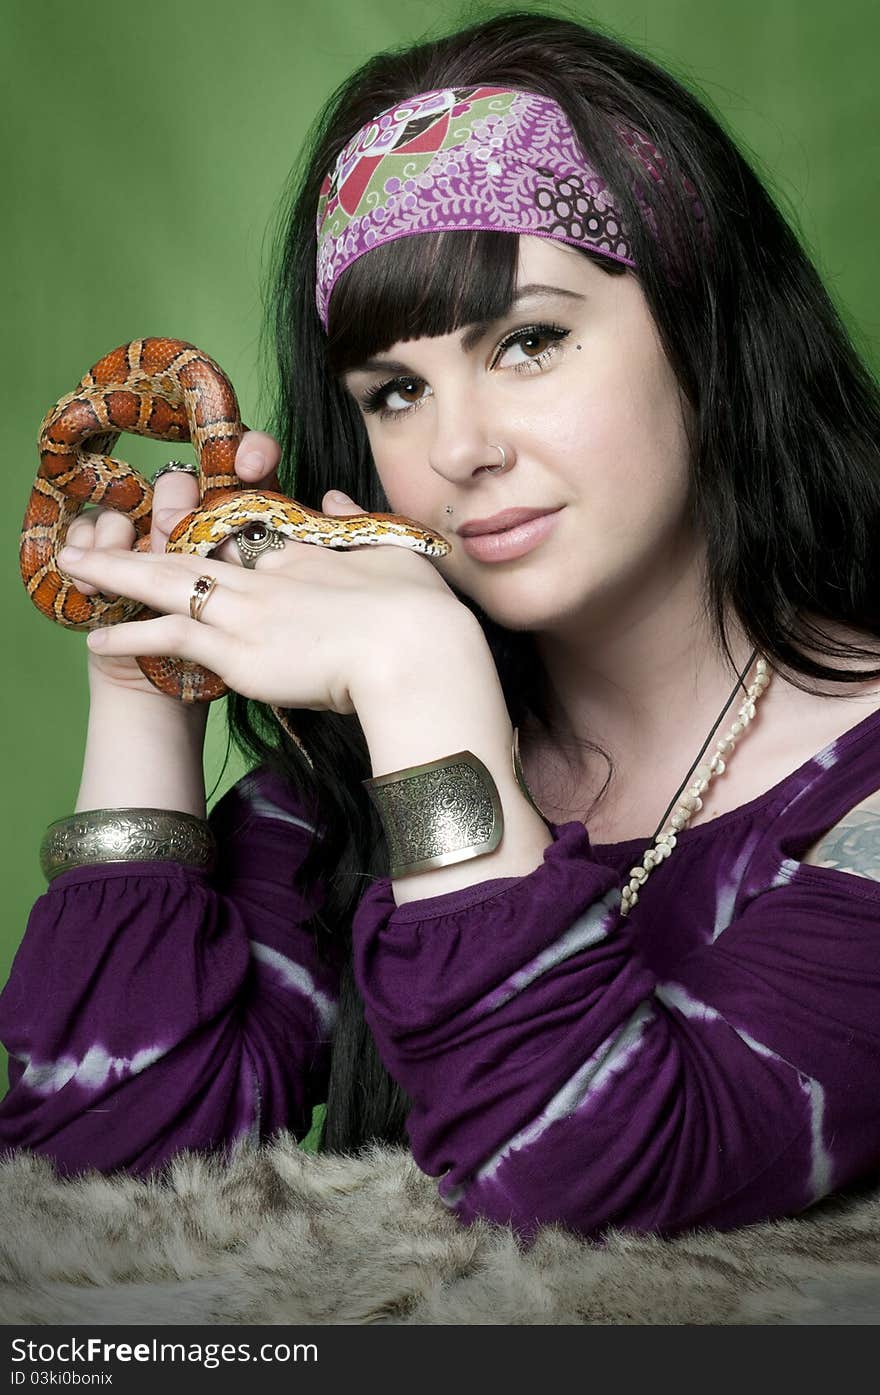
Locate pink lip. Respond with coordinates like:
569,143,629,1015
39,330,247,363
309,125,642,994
460,509,563,563
458,506,560,537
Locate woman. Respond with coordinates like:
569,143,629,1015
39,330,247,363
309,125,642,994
2,11,879,1242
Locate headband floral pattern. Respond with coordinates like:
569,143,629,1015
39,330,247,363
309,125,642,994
315,86,638,329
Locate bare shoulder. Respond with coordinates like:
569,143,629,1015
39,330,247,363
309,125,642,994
802,790,880,880
773,620,880,879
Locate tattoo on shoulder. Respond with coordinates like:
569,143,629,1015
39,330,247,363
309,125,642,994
803,805,880,881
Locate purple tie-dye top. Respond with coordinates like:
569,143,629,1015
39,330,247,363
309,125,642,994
2,708,880,1241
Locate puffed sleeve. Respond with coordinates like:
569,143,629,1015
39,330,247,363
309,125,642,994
352,820,880,1241
0,767,338,1178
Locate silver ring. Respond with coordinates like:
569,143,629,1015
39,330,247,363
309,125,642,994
234,521,287,569
154,460,200,483
486,444,507,473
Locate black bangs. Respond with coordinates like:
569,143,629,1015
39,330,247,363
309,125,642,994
325,229,520,375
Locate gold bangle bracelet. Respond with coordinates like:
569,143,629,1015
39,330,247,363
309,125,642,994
40,808,217,882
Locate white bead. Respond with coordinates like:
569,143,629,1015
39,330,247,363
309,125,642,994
670,810,688,830
694,763,713,784
680,791,700,811
756,658,769,674
691,778,710,795
643,849,657,869
628,865,648,885
717,736,735,755
742,700,756,719
730,720,744,737
709,754,726,774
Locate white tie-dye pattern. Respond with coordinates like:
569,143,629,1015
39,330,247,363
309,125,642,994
770,857,800,889
656,981,834,1204
18,1042,168,1095
814,741,840,771
250,941,337,1035
242,1065,263,1146
711,832,763,941
479,888,620,1014
239,781,317,835
802,1075,833,1201
440,1000,654,1207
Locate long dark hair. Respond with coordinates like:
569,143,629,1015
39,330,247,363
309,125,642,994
225,9,880,1154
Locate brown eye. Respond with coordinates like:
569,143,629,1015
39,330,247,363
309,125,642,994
519,332,555,357
494,324,569,371
397,379,423,401
361,376,433,417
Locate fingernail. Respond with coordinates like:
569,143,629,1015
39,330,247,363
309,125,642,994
239,451,266,472
59,546,84,563
87,630,107,649
327,491,350,504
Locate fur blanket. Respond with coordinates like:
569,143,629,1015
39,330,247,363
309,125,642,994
2,1137,879,1325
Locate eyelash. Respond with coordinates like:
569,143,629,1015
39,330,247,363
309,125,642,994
359,322,571,420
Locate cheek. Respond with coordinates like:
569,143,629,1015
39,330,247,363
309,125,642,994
548,346,690,508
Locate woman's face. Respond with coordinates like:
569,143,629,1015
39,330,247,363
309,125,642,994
340,235,697,637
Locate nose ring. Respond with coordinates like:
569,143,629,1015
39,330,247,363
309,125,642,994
486,444,507,473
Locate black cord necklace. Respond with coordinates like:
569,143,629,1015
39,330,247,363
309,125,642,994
650,646,759,841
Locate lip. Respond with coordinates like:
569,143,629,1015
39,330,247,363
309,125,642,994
458,506,561,537
459,508,563,563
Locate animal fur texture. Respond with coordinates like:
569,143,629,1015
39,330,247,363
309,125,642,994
1,1135,879,1325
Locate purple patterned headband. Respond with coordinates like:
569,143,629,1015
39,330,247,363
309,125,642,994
315,85,643,330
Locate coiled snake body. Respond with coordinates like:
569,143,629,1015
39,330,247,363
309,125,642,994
20,337,451,761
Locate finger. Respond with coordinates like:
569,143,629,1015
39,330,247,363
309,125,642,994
235,430,282,491
55,547,252,625
210,534,245,566
151,469,201,554
62,511,102,595
86,612,231,674
95,509,137,550
63,509,134,597
87,510,137,599
322,490,366,516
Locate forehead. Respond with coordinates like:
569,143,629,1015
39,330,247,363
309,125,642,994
325,226,629,379
515,235,592,280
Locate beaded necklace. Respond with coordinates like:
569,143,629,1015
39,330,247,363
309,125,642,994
513,650,772,916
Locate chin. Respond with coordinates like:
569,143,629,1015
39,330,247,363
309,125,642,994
478,584,575,634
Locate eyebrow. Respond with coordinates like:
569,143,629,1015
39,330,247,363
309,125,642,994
341,284,586,378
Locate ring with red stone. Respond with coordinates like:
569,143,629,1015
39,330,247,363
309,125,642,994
189,574,218,622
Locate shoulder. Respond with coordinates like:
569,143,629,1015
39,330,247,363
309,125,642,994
802,788,880,881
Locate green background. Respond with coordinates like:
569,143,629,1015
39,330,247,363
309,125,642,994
3,0,878,1113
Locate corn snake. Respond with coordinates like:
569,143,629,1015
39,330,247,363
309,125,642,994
20,337,451,764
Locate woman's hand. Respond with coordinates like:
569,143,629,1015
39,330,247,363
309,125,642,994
63,431,285,700
58,432,463,716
